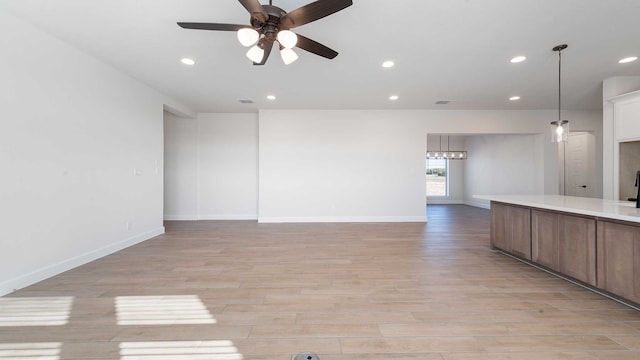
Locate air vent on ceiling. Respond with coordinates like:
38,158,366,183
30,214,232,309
239,99,254,104
435,100,451,105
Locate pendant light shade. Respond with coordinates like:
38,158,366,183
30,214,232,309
551,120,569,143
551,44,569,143
237,28,259,47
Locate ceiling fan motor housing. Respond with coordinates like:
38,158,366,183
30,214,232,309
252,5,289,41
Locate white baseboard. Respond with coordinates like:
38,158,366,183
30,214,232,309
465,199,491,209
198,214,258,220
164,214,259,221
164,214,198,221
0,227,165,296
426,199,465,205
258,216,427,223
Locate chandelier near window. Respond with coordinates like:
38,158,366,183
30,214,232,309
426,136,467,160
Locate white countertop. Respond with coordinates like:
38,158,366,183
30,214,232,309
474,195,640,223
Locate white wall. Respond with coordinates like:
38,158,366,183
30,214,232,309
259,110,427,222
164,112,198,219
464,135,544,208
163,113,259,220
198,113,258,219
0,12,192,295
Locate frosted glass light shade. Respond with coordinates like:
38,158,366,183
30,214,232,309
280,47,298,65
246,45,264,63
277,30,298,48
237,28,259,47
551,120,569,143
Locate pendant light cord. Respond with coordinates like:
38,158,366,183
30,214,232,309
558,48,562,122
560,48,566,195
564,137,567,195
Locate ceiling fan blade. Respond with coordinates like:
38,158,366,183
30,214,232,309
238,0,268,23
254,40,274,65
177,22,246,31
281,0,353,29
295,34,338,59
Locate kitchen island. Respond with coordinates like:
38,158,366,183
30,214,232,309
476,195,640,308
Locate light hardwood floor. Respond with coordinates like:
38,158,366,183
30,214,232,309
2,205,640,359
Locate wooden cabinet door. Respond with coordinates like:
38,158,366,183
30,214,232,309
510,206,531,260
532,210,559,271
490,202,509,251
597,221,640,304
491,202,531,260
558,214,596,286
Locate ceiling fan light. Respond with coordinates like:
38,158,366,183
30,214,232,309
277,30,298,49
237,28,259,47
246,45,264,63
280,47,298,65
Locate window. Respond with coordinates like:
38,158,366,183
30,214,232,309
426,158,448,196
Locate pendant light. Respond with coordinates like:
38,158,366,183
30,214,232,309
551,44,569,143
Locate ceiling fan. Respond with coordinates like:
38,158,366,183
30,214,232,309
177,0,353,65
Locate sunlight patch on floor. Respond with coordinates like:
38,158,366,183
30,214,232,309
0,342,61,359
0,297,73,326
115,295,216,325
119,340,243,360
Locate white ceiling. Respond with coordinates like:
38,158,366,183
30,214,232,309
3,0,640,113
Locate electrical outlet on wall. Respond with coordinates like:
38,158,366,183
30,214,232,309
126,222,132,230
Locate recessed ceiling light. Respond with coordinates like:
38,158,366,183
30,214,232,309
181,58,195,65
509,96,521,101
382,60,395,68
266,95,276,100
619,56,638,64
510,56,526,63
389,95,399,101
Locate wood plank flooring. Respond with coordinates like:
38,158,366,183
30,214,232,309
2,205,640,359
